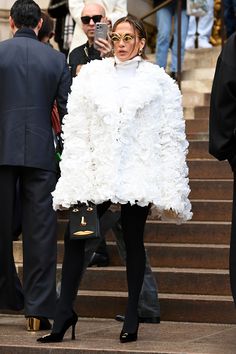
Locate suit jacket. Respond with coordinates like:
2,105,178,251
0,28,71,172
69,0,128,51
209,33,236,171
69,41,101,77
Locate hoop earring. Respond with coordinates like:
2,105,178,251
138,48,143,56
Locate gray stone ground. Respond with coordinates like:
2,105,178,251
0,315,236,353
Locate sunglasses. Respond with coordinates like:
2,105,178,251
110,32,135,43
81,15,103,25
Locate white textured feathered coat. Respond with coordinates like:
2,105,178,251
52,57,192,223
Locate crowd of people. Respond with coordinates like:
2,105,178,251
0,0,236,347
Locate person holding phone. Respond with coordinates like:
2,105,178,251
69,3,111,77
37,15,192,344
68,0,127,52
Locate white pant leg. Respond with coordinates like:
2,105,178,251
185,16,197,49
198,0,214,39
187,15,197,37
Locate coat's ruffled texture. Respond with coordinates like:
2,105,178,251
52,58,192,223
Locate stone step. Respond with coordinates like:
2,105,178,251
184,106,210,120
190,179,233,200
188,140,212,159
187,132,209,140
57,220,231,244
183,92,210,108
188,160,232,179
14,264,231,296
144,221,231,244
14,241,230,269
185,45,221,56
186,119,208,134
182,68,215,81
191,200,232,222
181,79,212,94
3,317,236,354
80,267,231,297
183,54,218,71
194,106,210,119
74,291,236,324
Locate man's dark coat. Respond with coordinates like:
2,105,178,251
0,28,70,172
209,33,236,306
0,27,71,316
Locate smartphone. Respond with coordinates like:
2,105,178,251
94,22,108,50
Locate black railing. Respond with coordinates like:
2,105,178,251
141,0,182,88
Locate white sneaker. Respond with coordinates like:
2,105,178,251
185,36,195,50
198,37,212,49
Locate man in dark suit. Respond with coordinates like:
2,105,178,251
0,0,71,331
209,33,236,306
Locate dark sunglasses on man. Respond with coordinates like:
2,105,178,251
81,15,103,25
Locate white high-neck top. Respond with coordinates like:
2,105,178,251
114,55,142,106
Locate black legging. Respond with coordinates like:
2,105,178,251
52,201,150,333
121,203,150,332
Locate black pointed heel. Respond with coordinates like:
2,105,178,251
120,321,139,343
37,311,78,343
120,328,138,343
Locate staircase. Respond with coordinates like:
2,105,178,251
12,46,236,325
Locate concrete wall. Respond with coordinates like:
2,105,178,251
0,0,50,41
0,0,155,41
0,0,48,9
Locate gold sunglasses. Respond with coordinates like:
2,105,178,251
110,32,135,43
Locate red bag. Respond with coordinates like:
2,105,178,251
51,103,61,135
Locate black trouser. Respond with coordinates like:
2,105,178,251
0,166,57,318
53,201,149,333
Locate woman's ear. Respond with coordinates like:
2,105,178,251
140,38,146,51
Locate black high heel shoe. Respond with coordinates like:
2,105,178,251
120,323,139,343
37,311,78,343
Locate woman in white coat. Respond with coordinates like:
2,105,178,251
37,15,192,344
69,0,127,51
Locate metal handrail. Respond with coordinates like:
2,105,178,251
140,0,182,89
140,0,173,21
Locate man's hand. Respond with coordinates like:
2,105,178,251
76,64,83,75
94,38,112,58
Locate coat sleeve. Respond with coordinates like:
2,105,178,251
56,55,71,122
209,50,236,170
52,65,92,209
156,76,192,223
69,0,84,23
108,0,128,25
